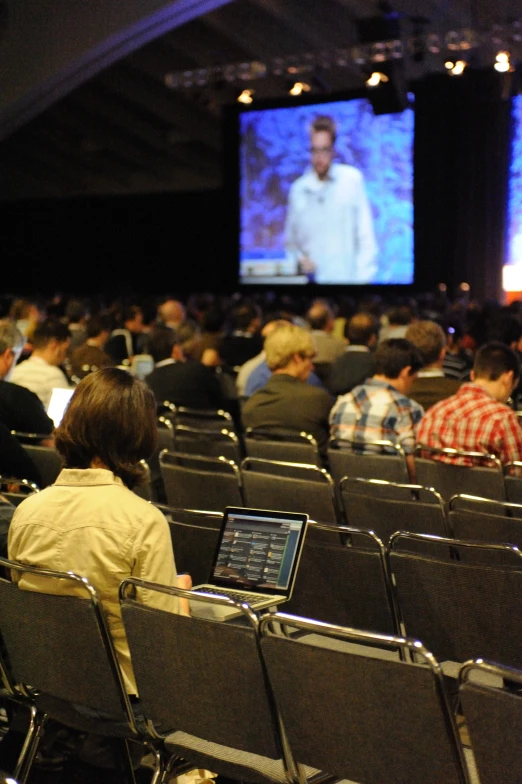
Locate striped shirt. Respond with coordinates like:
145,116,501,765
329,379,424,454
416,382,522,465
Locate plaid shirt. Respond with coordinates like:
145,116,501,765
416,382,522,465
329,378,424,454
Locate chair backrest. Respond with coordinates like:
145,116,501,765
339,477,448,541
504,461,522,504
174,425,242,463
0,559,136,734
156,506,223,586
389,532,522,666
459,659,522,784
260,613,468,784
284,522,397,634
449,494,522,554
132,459,152,502
244,428,320,467
157,416,175,452
20,445,62,489
415,445,505,501
176,406,235,432
120,582,284,761
159,451,243,511
0,478,39,506
328,439,409,484
240,457,338,524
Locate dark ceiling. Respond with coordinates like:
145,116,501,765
1,0,520,201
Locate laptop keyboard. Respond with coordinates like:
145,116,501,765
194,587,267,603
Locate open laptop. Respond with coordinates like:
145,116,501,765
47,387,74,427
190,507,308,619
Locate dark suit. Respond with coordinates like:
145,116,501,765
242,374,332,452
146,360,225,410
0,380,54,436
328,348,376,397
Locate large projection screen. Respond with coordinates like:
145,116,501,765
507,95,522,271
238,97,414,286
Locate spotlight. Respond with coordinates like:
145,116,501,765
237,89,254,104
288,81,311,96
445,60,467,76
494,51,511,72
366,71,389,87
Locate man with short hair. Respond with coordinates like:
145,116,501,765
106,305,145,364
236,319,290,397
329,338,424,478
145,327,225,410
328,312,378,396
242,324,332,452
220,303,263,368
306,300,345,365
405,320,461,410
285,115,378,284
69,314,114,378
10,319,71,409
416,341,522,465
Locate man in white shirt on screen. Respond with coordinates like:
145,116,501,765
285,115,378,285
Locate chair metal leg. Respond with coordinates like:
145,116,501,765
117,738,137,784
14,708,47,784
148,744,164,784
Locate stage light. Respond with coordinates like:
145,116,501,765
445,60,466,76
237,89,254,104
289,81,311,96
494,51,511,72
366,71,389,87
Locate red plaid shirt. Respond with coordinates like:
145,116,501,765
416,382,522,465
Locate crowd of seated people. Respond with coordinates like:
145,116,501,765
0,289,522,780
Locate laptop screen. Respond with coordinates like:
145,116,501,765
47,387,74,427
209,507,308,594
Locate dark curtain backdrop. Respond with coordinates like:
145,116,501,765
0,69,514,300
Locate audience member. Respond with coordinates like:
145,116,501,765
328,313,378,396
237,318,291,397
405,320,461,409
145,327,225,410
379,305,415,343
416,341,522,464
105,305,145,364
306,300,346,364
220,303,263,368
69,314,114,379
242,324,332,452
442,323,473,380
10,319,71,409
0,421,41,485
0,321,54,436
329,338,424,478
65,298,89,351
157,298,198,344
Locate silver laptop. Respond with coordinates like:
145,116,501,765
47,387,74,427
191,507,308,618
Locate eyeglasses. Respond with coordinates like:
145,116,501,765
310,146,333,155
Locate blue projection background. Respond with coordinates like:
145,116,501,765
239,98,414,285
507,95,522,266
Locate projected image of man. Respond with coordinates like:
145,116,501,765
285,115,378,284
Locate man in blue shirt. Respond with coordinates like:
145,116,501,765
285,115,378,284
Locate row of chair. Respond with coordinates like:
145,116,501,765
1,551,516,784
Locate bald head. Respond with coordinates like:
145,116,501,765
261,319,292,341
307,301,334,333
346,313,378,347
158,299,185,328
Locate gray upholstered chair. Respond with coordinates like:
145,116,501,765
0,478,39,506
244,428,320,467
449,494,522,557
174,425,242,463
328,438,409,484
415,445,505,501
159,451,243,511
19,445,62,489
154,506,223,586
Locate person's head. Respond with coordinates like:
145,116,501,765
55,368,157,489
86,314,112,345
32,319,70,365
231,303,261,334
158,299,185,328
148,327,183,364
387,306,415,327
307,301,335,333
265,324,316,382
405,320,446,368
123,306,143,334
261,319,292,342
374,338,423,395
345,313,379,347
65,298,88,326
472,341,520,403
309,115,336,180
0,320,24,380
488,315,522,353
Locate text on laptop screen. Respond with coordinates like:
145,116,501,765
211,512,306,592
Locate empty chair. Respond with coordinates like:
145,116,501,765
285,521,397,634
389,532,522,668
504,461,522,504
340,477,448,541
120,582,308,784
240,457,339,524
174,425,242,463
460,659,522,784
20,445,62,489
449,494,522,551
415,445,505,501
160,451,243,512
176,406,235,432
328,438,409,484
0,477,39,506
154,506,223,586
156,416,175,452
244,428,320,466
260,613,469,784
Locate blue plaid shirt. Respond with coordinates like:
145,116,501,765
329,378,424,454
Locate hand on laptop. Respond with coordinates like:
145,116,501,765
177,573,192,616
